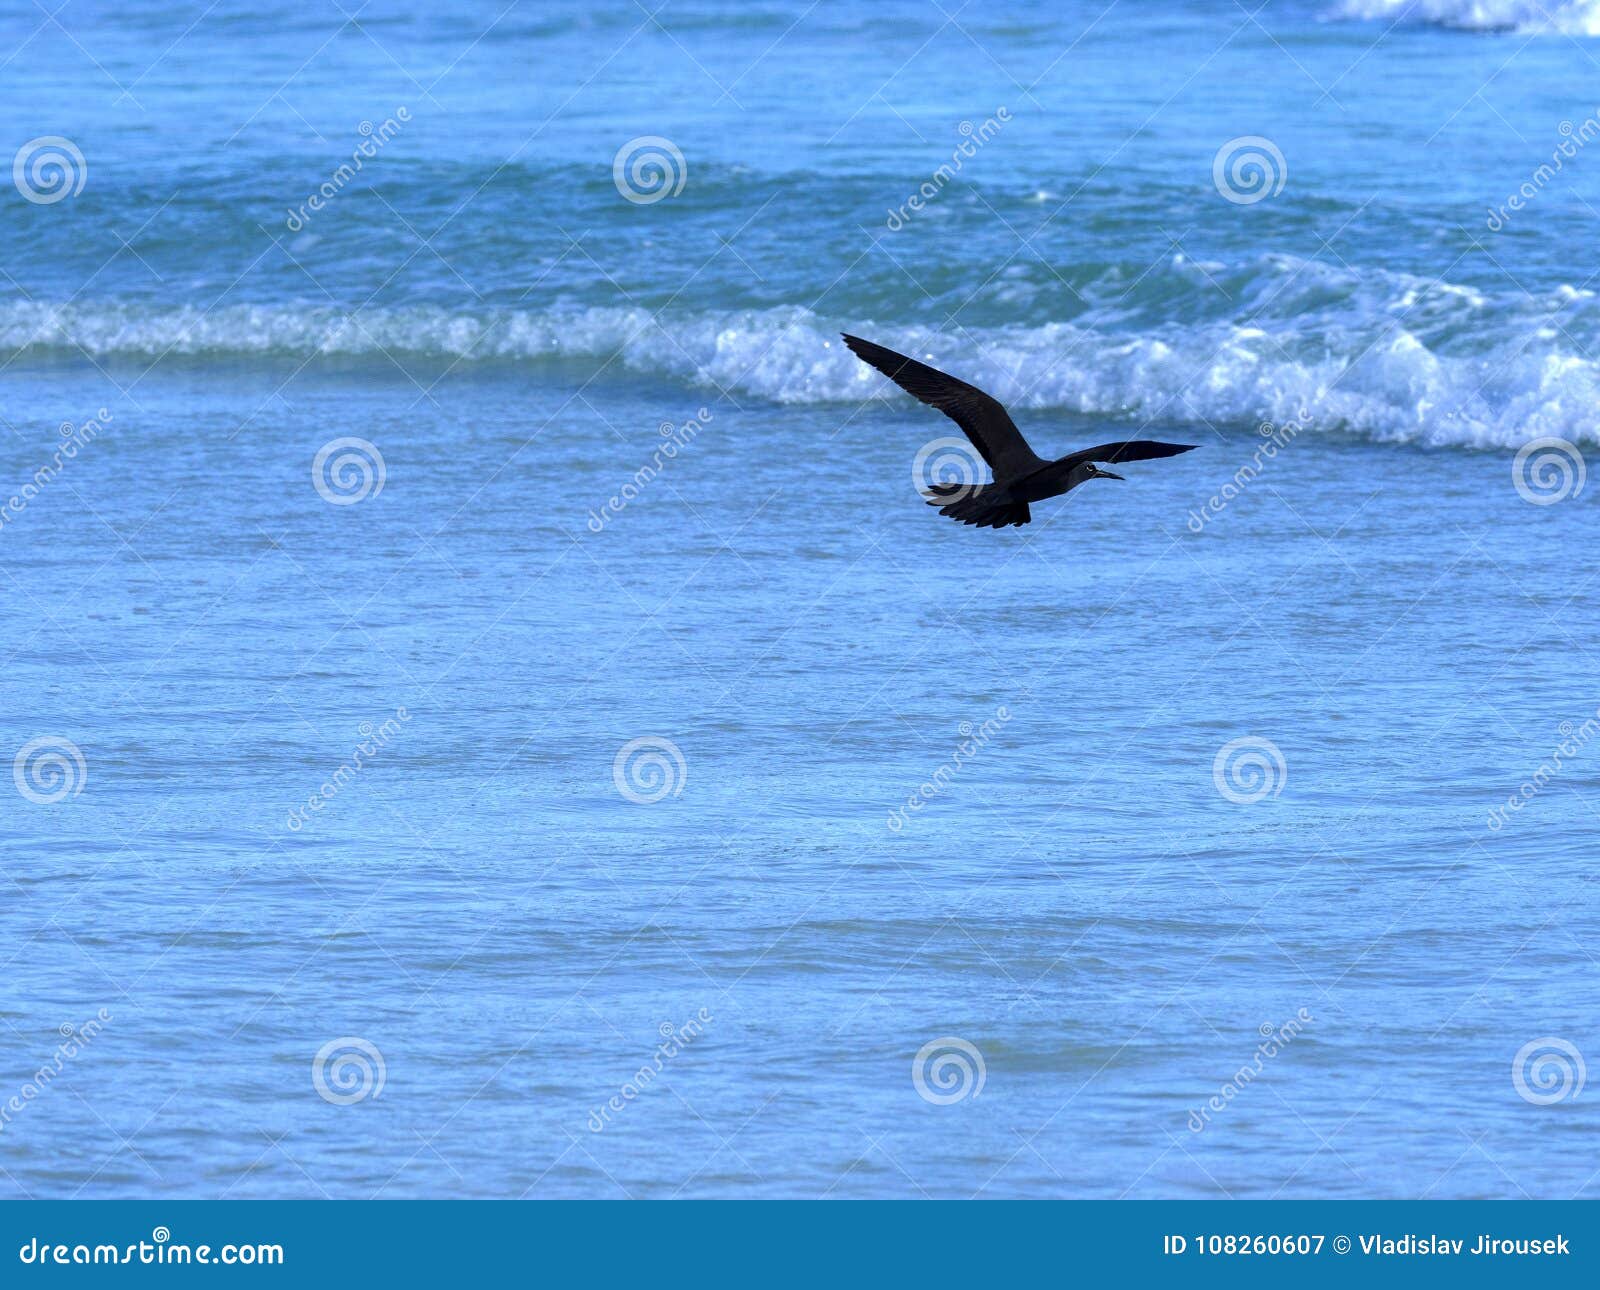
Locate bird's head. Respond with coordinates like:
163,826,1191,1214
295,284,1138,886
1085,463,1124,482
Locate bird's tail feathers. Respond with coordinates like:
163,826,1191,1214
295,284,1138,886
925,484,1031,528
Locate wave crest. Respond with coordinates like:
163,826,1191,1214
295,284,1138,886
1330,0,1600,34
4,259,1598,450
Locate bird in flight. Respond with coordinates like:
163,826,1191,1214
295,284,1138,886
842,334,1197,529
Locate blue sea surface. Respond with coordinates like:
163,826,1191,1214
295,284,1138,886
2,0,1598,1198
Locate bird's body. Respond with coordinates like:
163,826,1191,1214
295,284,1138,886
841,333,1197,528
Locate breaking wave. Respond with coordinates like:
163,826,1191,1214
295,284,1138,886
1329,0,1600,34
4,255,1598,450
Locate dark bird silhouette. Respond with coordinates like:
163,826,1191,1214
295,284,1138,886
842,334,1197,528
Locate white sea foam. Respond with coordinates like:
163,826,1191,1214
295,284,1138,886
4,257,1597,450
1330,0,1600,33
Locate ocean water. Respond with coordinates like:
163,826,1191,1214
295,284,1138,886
2,0,1598,1199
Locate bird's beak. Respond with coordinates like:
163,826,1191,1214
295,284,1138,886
1098,468,1125,481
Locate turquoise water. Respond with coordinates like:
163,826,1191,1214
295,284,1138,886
2,0,1598,1198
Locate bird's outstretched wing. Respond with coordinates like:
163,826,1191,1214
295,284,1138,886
1057,440,1198,469
841,334,1046,480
